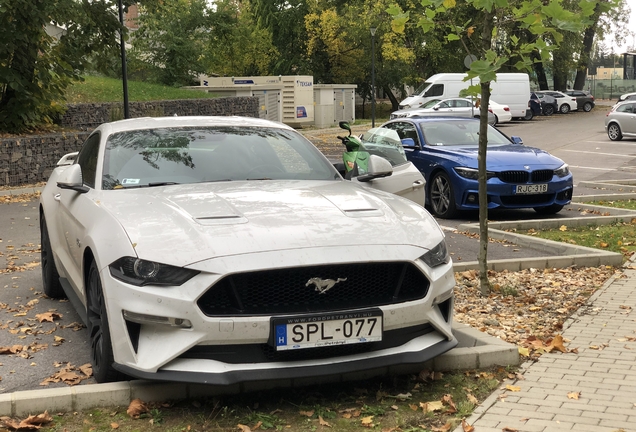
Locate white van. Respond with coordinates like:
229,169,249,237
399,73,531,119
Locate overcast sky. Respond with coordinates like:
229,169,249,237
612,1,636,53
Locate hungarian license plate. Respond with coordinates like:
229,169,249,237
515,184,548,194
272,309,383,351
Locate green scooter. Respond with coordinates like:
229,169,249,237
336,121,369,178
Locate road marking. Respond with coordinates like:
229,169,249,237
568,165,615,171
563,150,635,158
439,225,457,232
583,141,636,145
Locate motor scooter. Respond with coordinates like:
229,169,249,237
334,121,368,178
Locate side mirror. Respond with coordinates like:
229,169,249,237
56,152,78,167
57,164,89,193
433,106,439,111
356,155,393,182
339,121,352,136
510,136,523,145
401,138,418,149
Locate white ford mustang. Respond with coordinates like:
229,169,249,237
40,116,456,384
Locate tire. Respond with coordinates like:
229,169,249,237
583,102,593,112
607,123,623,141
40,214,66,299
543,105,555,116
429,172,458,219
87,260,123,383
559,103,570,114
534,204,564,215
524,109,534,121
494,115,499,125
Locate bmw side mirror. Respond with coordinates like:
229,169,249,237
510,136,523,145
401,138,418,149
57,164,89,194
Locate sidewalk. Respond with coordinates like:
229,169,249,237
459,255,636,432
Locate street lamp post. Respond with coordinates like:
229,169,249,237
370,27,377,127
117,0,130,119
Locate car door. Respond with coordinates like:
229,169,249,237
55,133,101,296
616,103,636,135
352,124,425,206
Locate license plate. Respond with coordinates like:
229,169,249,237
515,184,548,194
272,309,383,351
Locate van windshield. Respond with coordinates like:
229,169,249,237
414,81,432,96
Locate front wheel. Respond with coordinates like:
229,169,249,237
87,260,124,383
534,204,564,215
40,214,66,299
559,104,570,114
608,123,623,141
543,105,555,116
429,172,458,219
583,102,593,112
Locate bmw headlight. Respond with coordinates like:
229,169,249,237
420,241,450,268
454,167,496,180
109,257,199,286
554,163,570,178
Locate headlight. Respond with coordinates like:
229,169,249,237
554,163,570,178
454,167,496,180
420,241,450,268
109,257,199,286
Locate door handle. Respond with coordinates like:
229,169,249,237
412,180,425,189
54,194,61,201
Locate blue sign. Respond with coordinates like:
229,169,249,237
297,106,307,118
275,325,287,346
234,79,255,85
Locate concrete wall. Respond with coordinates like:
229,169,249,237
0,97,259,187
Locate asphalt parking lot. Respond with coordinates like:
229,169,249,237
0,102,634,393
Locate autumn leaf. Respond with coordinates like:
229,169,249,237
35,312,62,323
467,393,479,404
461,419,475,432
505,385,521,392
502,427,519,432
431,422,452,431
547,335,568,353
442,394,457,413
111,423,119,429
466,26,474,37
299,410,314,417
567,391,581,400
237,424,251,432
420,401,444,412
518,346,530,356
360,416,374,427
79,363,93,377
318,416,331,427
127,399,148,418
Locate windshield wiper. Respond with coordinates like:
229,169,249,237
246,178,272,180
147,182,180,187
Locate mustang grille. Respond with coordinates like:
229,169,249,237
197,262,430,316
497,169,554,184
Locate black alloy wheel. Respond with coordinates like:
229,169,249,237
429,172,458,219
543,105,555,116
40,214,66,298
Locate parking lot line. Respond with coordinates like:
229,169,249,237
583,140,636,145
563,150,635,158
568,165,615,171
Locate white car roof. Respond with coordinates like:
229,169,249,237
95,116,294,135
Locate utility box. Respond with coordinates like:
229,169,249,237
199,75,314,127
314,84,357,128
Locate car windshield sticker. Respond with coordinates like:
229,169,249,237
122,178,140,185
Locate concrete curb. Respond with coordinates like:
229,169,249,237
0,186,43,197
0,322,521,417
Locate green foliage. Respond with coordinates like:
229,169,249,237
0,0,124,133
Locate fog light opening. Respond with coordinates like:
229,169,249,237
123,310,192,329
467,193,478,204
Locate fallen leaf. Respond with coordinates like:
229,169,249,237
360,416,374,427
461,419,475,432
111,423,119,429
420,401,444,412
567,391,581,400
237,424,251,432
299,410,314,417
431,422,452,431
318,416,331,427
467,393,479,404
506,385,521,392
502,428,519,432
35,312,62,323
126,399,148,418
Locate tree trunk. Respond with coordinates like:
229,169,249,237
383,85,399,111
531,50,549,90
574,2,605,90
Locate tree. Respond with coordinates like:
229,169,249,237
389,0,595,294
0,0,124,133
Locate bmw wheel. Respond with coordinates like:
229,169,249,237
429,172,457,219
559,103,570,114
534,204,564,215
40,214,66,299
583,102,593,112
543,105,555,116
608,123,623,141
87,260,123,383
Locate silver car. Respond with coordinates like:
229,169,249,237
605,100,636,141
390,97,496,125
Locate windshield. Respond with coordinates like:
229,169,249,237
418,120,512,147
101,126,338,190
359,128,409,166
414,81,432,96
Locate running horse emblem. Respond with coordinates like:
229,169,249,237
306,277,348,294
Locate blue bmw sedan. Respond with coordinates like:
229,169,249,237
368,117,573,218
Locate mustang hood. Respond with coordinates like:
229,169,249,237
437,144,564,169
97,181,443,267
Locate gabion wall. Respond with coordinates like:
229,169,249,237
0,97,259,187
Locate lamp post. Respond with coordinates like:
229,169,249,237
117,0,130,119
370,27,377,127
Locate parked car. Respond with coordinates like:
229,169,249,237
535,90,577,114
390,97,496,125
563,90,595,112
39,116,457,384
531,92,557,116
488,99,512,124
618,91,636,103
605,100,636,141
371,117,573,218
